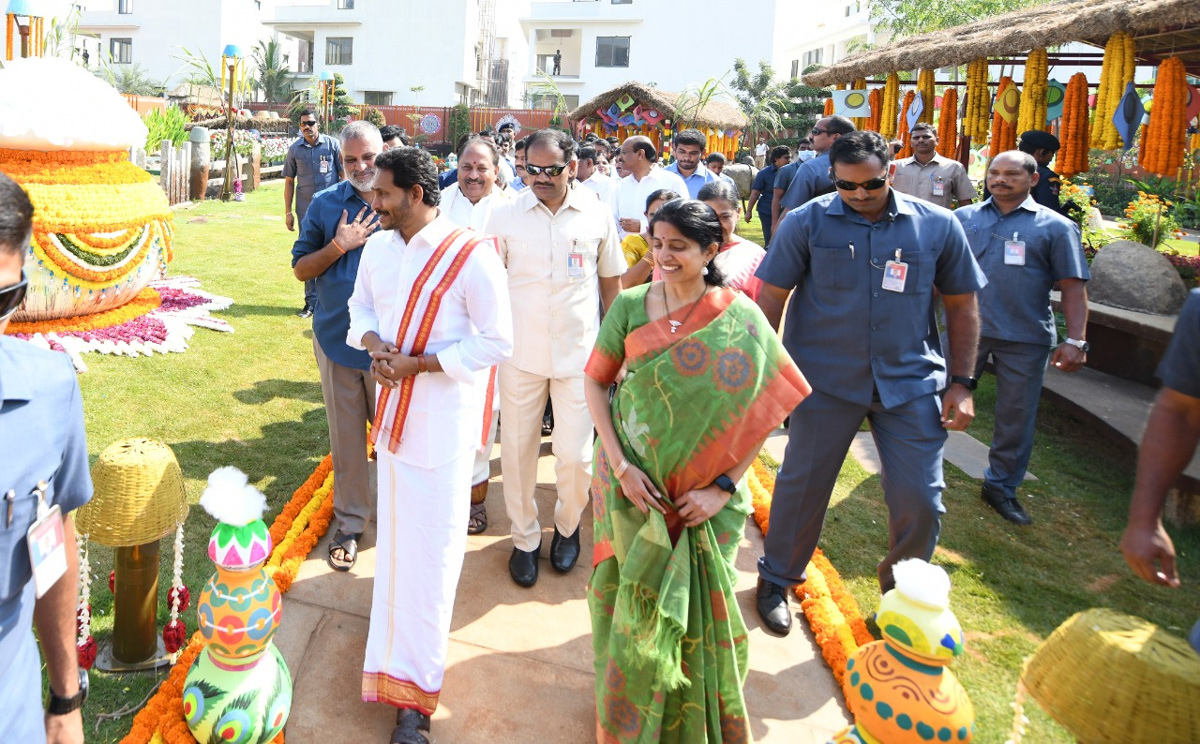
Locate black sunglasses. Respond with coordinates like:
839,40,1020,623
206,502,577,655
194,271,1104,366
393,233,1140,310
524,163,568,177
833,176,889,191
300,120,317,128
0,271,28,321
811,128,829,136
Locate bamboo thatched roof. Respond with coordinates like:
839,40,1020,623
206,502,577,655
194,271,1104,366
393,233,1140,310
804,0,1200,86
568,81,748,130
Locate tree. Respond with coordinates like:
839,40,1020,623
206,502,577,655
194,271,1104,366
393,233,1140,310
289,72,355,132
252,39,292,104
728,59,828,146
95,62,163,96
870,0,1052,40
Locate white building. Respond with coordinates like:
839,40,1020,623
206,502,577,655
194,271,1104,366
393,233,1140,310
518,0,790,110
76,0,275,89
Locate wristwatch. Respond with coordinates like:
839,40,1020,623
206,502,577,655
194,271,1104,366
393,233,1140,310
950,375,978,391
713,474,737,494
1065,338,1091,353
47,667,88,715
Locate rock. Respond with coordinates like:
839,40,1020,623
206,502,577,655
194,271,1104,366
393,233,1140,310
723,163,757,200
1088,240,1188,316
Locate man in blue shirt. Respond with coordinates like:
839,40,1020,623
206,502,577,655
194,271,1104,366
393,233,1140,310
747,145,791,247
955,151,1090,525
0,173,91,744
754,132,985,635
773,116,855,236
292,121,381,572
665,128,729,198
285,110,345,317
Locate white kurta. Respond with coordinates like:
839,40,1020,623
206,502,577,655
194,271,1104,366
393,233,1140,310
608,166,690,238
346,215,513,711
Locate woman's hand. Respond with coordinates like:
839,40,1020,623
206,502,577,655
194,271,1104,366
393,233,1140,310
617,464,667,515
675,485,731,527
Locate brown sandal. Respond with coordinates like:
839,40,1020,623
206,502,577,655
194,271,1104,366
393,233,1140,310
468,502,488,535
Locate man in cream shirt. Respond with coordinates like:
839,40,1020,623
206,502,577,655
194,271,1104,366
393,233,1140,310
438,136,512,534
486,129,625,588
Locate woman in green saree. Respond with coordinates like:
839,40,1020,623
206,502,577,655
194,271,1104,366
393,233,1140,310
584,199,811,743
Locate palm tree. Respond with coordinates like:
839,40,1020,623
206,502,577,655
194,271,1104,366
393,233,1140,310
95,62,162,95
252,39,292,104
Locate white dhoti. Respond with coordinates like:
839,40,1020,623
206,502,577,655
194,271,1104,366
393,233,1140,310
361,445,473,713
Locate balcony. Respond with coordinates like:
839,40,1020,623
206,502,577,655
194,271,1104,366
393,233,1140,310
263,1,362,29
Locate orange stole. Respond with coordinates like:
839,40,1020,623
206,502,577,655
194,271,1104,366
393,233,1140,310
370,229,487,454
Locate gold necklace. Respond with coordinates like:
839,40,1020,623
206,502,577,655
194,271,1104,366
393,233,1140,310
662,282,708,334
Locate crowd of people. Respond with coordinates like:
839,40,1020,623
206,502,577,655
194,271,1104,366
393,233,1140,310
1,105,1193,744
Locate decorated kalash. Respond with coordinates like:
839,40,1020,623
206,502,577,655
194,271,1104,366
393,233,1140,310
829,559,975,744
184,467,292,744
0,50,232,369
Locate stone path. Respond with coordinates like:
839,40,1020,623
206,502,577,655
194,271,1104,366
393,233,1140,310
274,437,852,743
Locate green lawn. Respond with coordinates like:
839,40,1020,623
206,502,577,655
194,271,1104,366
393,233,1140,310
58,193,1200,742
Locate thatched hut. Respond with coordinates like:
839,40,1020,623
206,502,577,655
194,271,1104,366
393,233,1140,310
568,81,748,159
804,0,1200,87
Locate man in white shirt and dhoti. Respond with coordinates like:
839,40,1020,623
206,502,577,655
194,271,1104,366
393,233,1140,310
438,136,514,535
486,129,625,588
347,147,513,744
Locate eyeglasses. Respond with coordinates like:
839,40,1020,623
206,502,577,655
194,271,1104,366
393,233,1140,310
0,272,29,321
833,177,889,191
523,163,568,177
300,120,317,128
811,128,830,136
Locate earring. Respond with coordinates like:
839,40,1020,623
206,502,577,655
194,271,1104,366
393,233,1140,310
702,266,709,276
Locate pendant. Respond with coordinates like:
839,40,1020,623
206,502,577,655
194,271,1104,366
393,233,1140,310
669,320,681,333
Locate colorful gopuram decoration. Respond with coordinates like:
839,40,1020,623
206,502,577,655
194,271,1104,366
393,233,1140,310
828,559,974,744
184,467,292,744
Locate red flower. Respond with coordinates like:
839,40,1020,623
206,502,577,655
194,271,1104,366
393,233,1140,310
168,586,190,614
162,619,187,654
77,636,98,670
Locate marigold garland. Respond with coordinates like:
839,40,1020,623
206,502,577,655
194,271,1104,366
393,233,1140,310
879,73,900,140
896,90,915,158
823,97,834,117
866,88,882,133
936,88,959,158
747,454,871,698
1016,48,1049,135
118,454,339,744
1091,32,1136,149
964,58,990,142
917,69,935,125
5,287,162,335
1140,56,1188,177
1059,73,1092,177
989,77,1019,156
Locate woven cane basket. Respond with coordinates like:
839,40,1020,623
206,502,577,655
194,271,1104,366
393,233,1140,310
1022,608,1200,743
75,438,188,547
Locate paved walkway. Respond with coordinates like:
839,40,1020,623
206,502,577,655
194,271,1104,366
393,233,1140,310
274,434,852,744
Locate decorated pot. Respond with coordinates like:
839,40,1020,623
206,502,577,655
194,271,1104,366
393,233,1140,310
875,585,964,665
183,643,292,744
0,58,173,322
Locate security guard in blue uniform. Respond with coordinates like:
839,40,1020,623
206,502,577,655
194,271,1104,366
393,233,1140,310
753,131,986,636
0,173,92,743
956,151,1090,525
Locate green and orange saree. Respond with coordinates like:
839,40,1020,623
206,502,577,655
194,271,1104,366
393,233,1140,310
585,284,810,743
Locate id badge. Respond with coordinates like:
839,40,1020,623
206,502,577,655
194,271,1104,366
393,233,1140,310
567,252,585,278
319,158,330,175
882,260,908,292
932,178,946,197
28,502,67,599
1005,240,1026,266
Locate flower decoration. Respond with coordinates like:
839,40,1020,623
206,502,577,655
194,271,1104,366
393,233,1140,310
76,532,97,670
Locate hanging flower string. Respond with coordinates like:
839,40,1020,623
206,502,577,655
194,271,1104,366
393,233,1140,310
76,532,97,671
163,523,188,661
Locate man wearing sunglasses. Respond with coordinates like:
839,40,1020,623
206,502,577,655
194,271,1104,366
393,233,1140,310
285,109,345,318
0,173,92,744
486,129,624,588
772,116,855,237
752,131,986,635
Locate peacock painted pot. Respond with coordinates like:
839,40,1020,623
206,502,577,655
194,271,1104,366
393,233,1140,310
184,517,291,744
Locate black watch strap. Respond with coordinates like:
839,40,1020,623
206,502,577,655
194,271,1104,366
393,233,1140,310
950,375,978,391
713,474,737,494
47,668,88,715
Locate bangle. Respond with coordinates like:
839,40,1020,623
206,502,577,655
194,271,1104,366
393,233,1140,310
331,239,346,254
417,355,428,374
614,458,630,479
641,252,654,266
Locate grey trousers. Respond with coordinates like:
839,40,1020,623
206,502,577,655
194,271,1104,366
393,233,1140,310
758,389,947,592
314,336,377,536
974,337,1050,499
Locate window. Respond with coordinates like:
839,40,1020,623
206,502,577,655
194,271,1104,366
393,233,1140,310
110,37,132,64
790,60,799,78
802,48,822,68
844,1,861,16
596,36,629,68
118,0,133,13
337,0,354,8
611,0,632,4
364,91,392,106
325,37,353,65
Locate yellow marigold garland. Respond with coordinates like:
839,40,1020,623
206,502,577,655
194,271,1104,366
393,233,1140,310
917,68,935,125
965,58,991,142
936,88,959,158
1140,56,1188,177
119,455,337,744
1059,72,1092,177
880,73,900,139
1016,48,1049,134
747,455,872,697
1090,32,1136,149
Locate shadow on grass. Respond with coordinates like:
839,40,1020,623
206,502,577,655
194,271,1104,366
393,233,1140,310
234,378,324,406
222,303,307,319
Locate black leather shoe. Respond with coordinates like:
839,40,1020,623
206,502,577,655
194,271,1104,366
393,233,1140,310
391,708,430,744
296,304,313,319
550,527,580,573
541,414,554,436
981,484,1032,525
509,546,539,587
756,577,792,636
